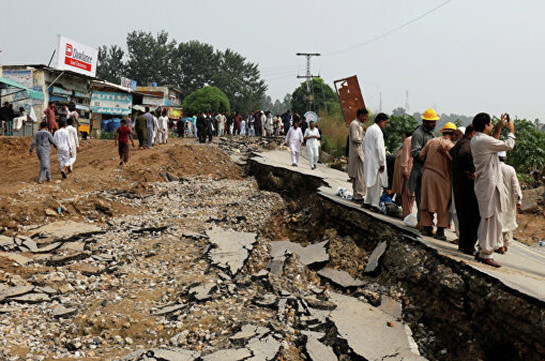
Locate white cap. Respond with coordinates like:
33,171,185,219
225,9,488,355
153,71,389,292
498,151,507,158
458,126,466,134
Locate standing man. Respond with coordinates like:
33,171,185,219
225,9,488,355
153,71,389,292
419,122,457,240
134,111,148,149
281,110,292,135
58,104,70,124
44,102,58,133
285,120,304,166
216,112,226,136
304,120,321,170
115,119,135,166
143,107,155,149
157,109,169,144
66,118,79,173
450,125,480,255
400,131,414,219
471,113,516,267
196,113,206,143
52,120,73,179
348,108,368,203
363,113,388,211
409,108,437,224
29,121,57,183
498,151,522,254
254,110,263,137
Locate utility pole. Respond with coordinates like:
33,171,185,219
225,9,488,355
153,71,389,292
379,92,383,112
296,52,320,111
405,90,410,113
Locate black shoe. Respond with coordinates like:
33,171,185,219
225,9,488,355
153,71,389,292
421,226,433,237
434,228,447,241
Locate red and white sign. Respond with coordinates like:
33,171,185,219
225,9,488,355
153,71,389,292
56,35,98,77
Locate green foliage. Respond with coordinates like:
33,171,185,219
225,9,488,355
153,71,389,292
99,131,116,139
261,93,292,115
291,78,338,116
97,45,126,83
383,115,419,153
97,30,266,116
320,134,332,153
498,118,545,176
318,110,349,157
181,87,230,116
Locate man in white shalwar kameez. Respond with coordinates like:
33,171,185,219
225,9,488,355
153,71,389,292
53,120,73,179
285,120,304,166
470,113,515,268
157,110,169,144
66,118,79,172
498,151,522,253
363,113,389,210
304,121,321,170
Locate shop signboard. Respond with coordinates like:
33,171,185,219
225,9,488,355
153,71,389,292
52,86,73,96
91,91,132,115
56,35,98,77
168,107,183,119
143,95,164,106
120,77,137,91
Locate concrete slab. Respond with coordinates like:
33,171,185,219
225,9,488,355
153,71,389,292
270,240,329,267
27,221,103,240
251,149,545,303
189,283,216,301
317,268,365,288
246,336,281,361
201,348,252,361
0,252,32,266
0,285,34,301
147,348,199,361
206,227,257,276
364,241,387,273
329,292,425,361
305,335,337,361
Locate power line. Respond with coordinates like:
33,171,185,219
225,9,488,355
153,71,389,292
323,0,454,56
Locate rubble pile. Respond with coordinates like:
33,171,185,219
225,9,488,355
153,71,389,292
0,172,427,360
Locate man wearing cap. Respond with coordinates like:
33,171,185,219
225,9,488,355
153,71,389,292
498,151,522,254
471,113,515,268
363,113,389,211
348,108,368,203
419,122,457,240
450,125,480,255
409,108,437,225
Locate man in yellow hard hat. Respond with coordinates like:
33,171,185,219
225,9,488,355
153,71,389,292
408,108,438,226
419,122,457,240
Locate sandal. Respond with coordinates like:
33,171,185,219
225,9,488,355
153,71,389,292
61,170,67,179
494,246,508,254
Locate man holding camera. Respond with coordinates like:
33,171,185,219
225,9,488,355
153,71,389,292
470,113,515,268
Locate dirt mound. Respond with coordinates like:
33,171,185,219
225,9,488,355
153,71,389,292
0,137,243,231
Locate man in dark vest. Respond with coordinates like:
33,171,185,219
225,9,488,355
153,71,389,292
450,125,480,255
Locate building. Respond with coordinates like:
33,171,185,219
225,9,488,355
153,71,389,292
1,64,95,134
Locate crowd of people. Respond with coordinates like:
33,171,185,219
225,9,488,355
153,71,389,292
348,107,521,268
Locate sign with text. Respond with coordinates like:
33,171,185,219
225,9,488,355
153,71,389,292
91,91,132,115
56,35,98,77
120,77,137,91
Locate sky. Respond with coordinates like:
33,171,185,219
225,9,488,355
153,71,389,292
2,0,544,120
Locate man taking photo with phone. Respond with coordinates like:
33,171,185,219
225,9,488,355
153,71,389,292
470,113,515,268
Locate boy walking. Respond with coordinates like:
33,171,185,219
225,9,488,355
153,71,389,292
115,119,135,166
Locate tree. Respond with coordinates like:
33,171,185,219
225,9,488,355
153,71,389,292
97,45,126,83
124,30,177,86
291,78,338,116
212,48,266,115
499,118,545,177
98,32,266,116
383,115,419,153
172,40,220,96
181,86,230,116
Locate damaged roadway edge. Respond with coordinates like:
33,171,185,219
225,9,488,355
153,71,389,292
247,155,545,361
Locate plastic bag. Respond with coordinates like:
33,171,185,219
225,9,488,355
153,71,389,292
403,214,418,228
